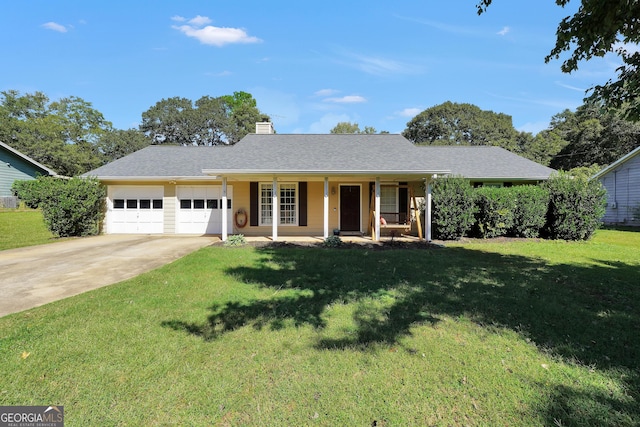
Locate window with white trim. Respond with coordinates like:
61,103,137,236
380,186,398,223
259,183,298,226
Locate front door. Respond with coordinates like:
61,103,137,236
340,185,361,232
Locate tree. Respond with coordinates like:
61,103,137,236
140,97,197,145
478,0,640,120
0,90,112,176
403,102,519,151
140,92,269,146
329,122,382,134
98,129,151,163
220,91,268,144
549,103,640,170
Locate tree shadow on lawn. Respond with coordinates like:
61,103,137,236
162,244,640,425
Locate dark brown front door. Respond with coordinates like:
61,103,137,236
340,185,360,232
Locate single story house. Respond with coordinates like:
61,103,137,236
84,123,556,241
592,145,640,226
0,141,58,204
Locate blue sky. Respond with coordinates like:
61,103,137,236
2,0,620,135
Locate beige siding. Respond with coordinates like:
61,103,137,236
102,179,431,236
163,184,176,234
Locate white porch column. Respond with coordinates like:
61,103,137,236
426,175,434,242
221,177,228,241
374,177,381,241
272,178,278,241
323,177,329,238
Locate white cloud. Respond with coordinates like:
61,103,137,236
324,95,367,104
188,15,212,26
394,14,479,36
555,81,586,92
352,54,418,76
171,15,186,22
42,22,68,33
397,107,422,117
497,26,510,36
314,89,339,97
172,16,261,47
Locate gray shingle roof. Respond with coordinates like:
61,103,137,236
84,134,555,180
417,145,556,180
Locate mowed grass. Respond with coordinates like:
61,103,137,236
1,230,639,426
0,210,57,250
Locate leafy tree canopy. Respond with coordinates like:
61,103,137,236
140,91,269,146
98,129,151,163
549,102,640,170
402,102,519,151
478,0,640,120
0,90,112,176
329,122,386,134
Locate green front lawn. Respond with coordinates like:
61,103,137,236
1,230,639,425
0,210,57,250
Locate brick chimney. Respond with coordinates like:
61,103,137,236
255,122,275,134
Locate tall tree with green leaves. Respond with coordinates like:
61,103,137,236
403,102,519,151
329,122,384,134
140,92,269,146
549,103,640,170
98,129,151,163
0,90,112,176
220,91,268,144
478,0,640,120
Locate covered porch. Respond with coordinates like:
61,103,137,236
210,174,440,243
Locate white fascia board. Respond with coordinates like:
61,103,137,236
89,176,218,182
591,145,640,180
202,169,450,177
0,140,58,176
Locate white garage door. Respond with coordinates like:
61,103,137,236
109,186,164,234
177,186,233,235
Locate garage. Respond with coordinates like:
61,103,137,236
108,186,164,234
177,185,233,235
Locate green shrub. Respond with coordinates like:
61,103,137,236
36,176,106,237
224,234,247,247
544,173,606,240
323,235,342,247
11,179,44,209
431,176,477,240
473,187,515,238
509,186,549,238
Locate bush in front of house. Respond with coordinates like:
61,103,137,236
473,187,515,238
323,235,342,247
509,185,549,238
20,176,106,237
224,234,247,247
431,176,477,240
544,173,606,240
12,179,44,209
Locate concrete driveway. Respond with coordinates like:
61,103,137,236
0,235,218,317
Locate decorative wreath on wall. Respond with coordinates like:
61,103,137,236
234,208,248,228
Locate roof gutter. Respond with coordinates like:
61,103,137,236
201,169,451,177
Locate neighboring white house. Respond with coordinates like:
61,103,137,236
592,146,640,226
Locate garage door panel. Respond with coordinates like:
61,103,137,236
177,186,232,235
108,186,164,234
